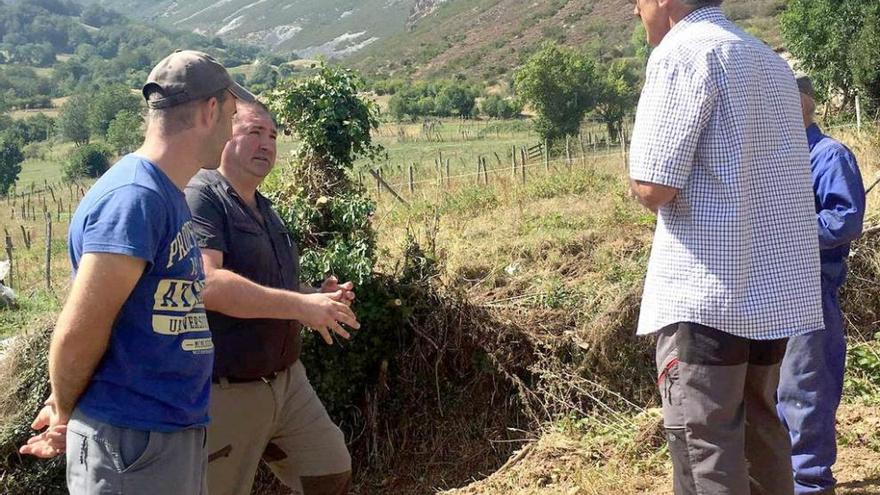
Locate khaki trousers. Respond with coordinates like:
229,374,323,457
207,361,352,495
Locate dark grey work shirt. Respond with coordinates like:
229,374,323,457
185,169,301,380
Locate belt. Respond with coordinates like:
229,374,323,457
212,371,279,385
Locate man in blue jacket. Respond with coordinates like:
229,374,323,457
777,74,867,495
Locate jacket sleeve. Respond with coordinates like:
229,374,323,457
815,148,866,250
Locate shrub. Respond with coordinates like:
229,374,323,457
481,94,523,119
0,137,24,196
63,143,110,180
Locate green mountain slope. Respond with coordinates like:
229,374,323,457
72,0,443,56
66,0,783,78
349,0,786,78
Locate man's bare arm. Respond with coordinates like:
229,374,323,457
49,252,146,420
629,179,679,212
199,249,359,342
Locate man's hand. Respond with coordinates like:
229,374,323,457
19,400,68,458
319,276,355,306
300,291,360,345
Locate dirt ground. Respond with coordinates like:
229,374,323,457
444,404,880,495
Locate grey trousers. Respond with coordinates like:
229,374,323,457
66,408,208,495
656,322,794,495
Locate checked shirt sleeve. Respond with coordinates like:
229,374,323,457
629,57,717,190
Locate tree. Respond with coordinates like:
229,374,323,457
249,62,278,93
80,4,121,27
850,4,880,112
87,85,142,137
106,109,143,155
780,0,864,105
436,82,477,118
63,143,110,180
57,93,91,144
481,94,522,119
0,137,24,195
593,60,640,138
514,43,600,142
631,24,651,64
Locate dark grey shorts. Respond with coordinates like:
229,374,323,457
66,408,207,495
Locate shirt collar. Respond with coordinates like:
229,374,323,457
806,123,823,150
662,6,726,45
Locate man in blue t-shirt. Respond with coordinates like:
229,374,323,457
19,50,255,494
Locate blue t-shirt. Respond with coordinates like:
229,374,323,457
69,155,213,432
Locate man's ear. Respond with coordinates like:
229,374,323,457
198,97,220,129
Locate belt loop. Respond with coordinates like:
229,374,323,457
219,377,230,389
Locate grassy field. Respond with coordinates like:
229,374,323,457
1,118,878,493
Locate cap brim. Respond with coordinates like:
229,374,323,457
228,82,256,104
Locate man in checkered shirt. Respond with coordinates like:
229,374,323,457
629,1,824,494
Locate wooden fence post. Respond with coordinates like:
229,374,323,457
369,169,409,206
20,225,30,250
408,163,415,195
45,211,52,289
4,228,13,289
544,138,550,172
481,157,489,185
579,135,586,167
511,146,517,178
565,135,572,170
520,147,527,184
445,159,451,189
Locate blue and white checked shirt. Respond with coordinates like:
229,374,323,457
629,7,824,340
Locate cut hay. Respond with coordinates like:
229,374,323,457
0,320,65,494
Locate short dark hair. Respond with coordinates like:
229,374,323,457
234,99,278,130
146,87,229,134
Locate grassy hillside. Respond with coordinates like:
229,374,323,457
350,0,787,79
68,0,785,79
73,0,424,56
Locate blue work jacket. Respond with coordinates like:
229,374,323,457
807,123,866,289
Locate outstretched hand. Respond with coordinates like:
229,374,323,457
320,276,355,305
20,402,68,458
300,289,360,345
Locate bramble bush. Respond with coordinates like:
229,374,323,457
264,63,435,424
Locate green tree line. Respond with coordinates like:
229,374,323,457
0,0,261,112
781,0,880,114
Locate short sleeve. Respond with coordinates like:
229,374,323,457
81,185,167,265
184,185,228,253
629,58,716,189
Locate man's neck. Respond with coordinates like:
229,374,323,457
135,131,207,191
218,162,261,206
668,5,698,30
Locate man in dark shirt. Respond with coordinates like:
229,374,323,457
185,100,358,495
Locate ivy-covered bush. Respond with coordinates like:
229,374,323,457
263,63,427,422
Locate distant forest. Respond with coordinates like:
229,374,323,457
0,0,261,111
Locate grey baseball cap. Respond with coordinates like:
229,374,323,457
143,50,256,109
795,73,815,99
